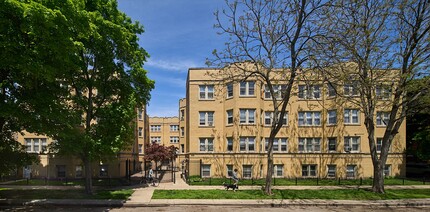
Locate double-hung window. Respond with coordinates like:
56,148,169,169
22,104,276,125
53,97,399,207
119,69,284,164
265,138,287,152
199,138,214,152
170,136,179,143
298,138,321,152
227,165,233,177
346,165,357,178
201,164,211,177
298,111,321,126
199,111,214,126
384,165,391,177
344,109,360,124
273,164,284,177
239,81,255,96
264,111,288,126
227,137,233,151
150,136,161,143
327,165,336,178
138,144,143,154
376,111,390,126
344,81,359,96
138,109,143,120
376,138,382,152
239,109,255,124
227,83,233,98
344,136,360,152
264,84,286,99
302,165,317,177
150,125,161,132
327,110,337,125
226,110,233,125
327,83,336,97
239,137,255,152
170,125,179,132
298,85,321,99
199,85,214,100
328,137,337,152
242,165,252,178
376,86,390,100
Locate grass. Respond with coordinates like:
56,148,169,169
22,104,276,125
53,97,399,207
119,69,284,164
0,188,133,200
188,176,426,186
152,189,430,200
8,178,125,187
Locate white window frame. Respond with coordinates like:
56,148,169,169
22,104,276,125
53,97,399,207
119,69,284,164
138,127,143,137
239,137,255,152
239,109,255,124
298,85,321,99
227,137,233,151
227,165,233,177
199,138,214,152
298,138,321,152
273,164,284,177
264,84,286,99
344,136,360,152
346,165,357,178
201,164,211,177
264,111,288,126
226,109,233,125
242,165,252,178
265,138,288,152
170,136,179,143
150,136,161,143
138,109,143,120
180,127,185,137
239,81,255,96
327,165,336,178
302,165,317,177
376,111,390,126
344,81,359,96
199,111,214,126
25,138,47,153
328,137,337,152
344,109,360,124
376,138,382,153
376,86,391,100
227,83,233,98
298,111,321,126
199,85,214,100
328,110,337,125
170,125,179,132
138,144,143,154
327,83,336,97
150,125,161,132
384,164,391,177
180,109,185,121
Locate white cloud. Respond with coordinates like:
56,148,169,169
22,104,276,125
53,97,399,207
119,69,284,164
146,58,199,72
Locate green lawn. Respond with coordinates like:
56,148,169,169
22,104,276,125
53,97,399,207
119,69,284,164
188,176,426,186
8,178,126,187
152,189,430,200
0,188,133,200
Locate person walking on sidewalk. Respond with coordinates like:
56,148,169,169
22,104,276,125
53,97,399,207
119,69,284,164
232,169,239,185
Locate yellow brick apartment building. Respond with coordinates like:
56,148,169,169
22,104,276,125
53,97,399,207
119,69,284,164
181,66,406,179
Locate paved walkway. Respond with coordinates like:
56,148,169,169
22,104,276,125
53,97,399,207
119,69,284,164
123,172,430,207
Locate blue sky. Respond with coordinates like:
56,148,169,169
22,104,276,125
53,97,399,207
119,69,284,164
117,0,226,117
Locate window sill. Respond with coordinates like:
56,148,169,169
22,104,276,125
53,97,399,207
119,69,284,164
199,126,215,128
239,123,256,126
298,125,322,127
344,123,360,126
198,99,215,101
239,95,256,98
226,96,233,100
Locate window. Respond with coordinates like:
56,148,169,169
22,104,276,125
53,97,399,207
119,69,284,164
138,109,143,120
180,127,185,137
264,111,288,126
243,165,252,178
328,110,337,125
201,164,211,177
227,83,233,98
344,109,360,124
170,136,179,143
150,125,161,132
298,138,321,152
226,110,233,125
199,85,214,100
199,138,214,152
376,112,390,126
24,138,47,153
239,137,255,152
150,136,161,143
384,165,391,177
199,111,214,126
239,81,255,96
376,86,390,100
57,165,66,178
227,137,233,151
265,138,287,152
298,85,321,99
227,165,233,177
327,165,336,178
327,83,336,97
138,127,143,137
298,111,321,126
138,144,143,154
344,136,360,152
180,109,185,121
346,165,356,178
376,138,382,152
75,165,83,178
264,84,286,99
170,125,179,131
273,164,284,177
239,109,255,124
344,81,359,96
328,137,337,152
302,165,317,177
180,144,185,153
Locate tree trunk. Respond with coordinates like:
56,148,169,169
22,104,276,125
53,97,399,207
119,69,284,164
264,138,274,195
372,161,385,193
84,158,93,195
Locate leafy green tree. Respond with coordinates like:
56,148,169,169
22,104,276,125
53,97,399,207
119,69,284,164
0,0,84,176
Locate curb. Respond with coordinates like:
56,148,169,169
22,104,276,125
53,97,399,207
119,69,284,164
0,199,124,207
